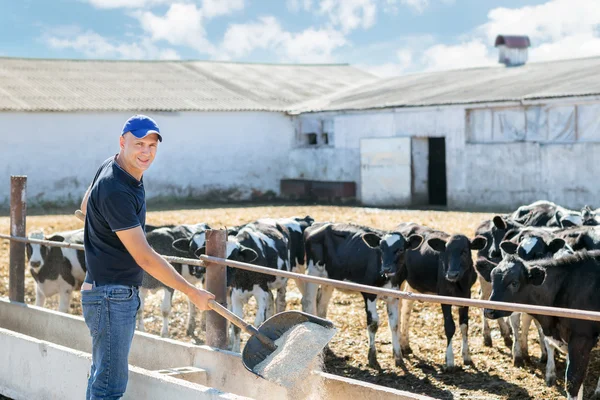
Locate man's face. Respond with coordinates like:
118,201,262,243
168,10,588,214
120,132,159,173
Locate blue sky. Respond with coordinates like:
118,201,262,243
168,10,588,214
2,0,598,76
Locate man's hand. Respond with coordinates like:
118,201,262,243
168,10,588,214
187,287,215,311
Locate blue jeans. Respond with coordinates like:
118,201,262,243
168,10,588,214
82,284,140,400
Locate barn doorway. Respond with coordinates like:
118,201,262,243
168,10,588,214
428,137,447,206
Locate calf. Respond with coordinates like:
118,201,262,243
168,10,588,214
496,227,572,367
386,223,486,370
256,215,314,295
511,200,599,228
26,229,86,313
484,251,600,399
138,223,210,338
555,225,600,251
302,222,422,369
474,216,523,348
176,222,290,352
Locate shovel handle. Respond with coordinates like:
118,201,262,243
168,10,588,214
208,300,277,351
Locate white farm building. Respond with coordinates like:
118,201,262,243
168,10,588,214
2,41,600,210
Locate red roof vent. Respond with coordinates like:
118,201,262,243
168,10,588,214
494,35,531,67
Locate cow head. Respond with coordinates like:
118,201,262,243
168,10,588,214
484,255,545,319
428,234,487,282
26,230,64,273
362,232,423,277
499,233,568,261
581,205,599,226
486,216,512,259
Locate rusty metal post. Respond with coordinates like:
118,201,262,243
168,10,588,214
205,229,228,349
9,175,27,302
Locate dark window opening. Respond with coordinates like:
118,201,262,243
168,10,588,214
306,133,318,145
321,133,329,145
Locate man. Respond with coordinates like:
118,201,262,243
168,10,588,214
79,115,215,400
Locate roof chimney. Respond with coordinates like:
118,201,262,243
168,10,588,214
494,35,531,67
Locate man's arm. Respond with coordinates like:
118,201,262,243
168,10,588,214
80,183,92,216
115,226,215,311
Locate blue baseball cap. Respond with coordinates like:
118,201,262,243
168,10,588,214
121,114,162,142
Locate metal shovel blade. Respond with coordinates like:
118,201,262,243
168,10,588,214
242,311,335,376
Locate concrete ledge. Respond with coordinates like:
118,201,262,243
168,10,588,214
155,366,208,385
0,327,249,400
0,298,434,400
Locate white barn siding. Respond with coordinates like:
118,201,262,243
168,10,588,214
0,112,293,207
291,102,600,210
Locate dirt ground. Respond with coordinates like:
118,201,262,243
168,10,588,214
1,205,598,399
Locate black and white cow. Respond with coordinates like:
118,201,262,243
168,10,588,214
555,225,600,252
484,251,600,399
511,200,600,228
26,229,86,313
380,222,486,370
256,216,314,295
482,226,573,369
176,221,291,352
474,216,523,348
301,222,423,369
138,223,210,338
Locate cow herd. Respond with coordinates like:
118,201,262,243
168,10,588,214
22,200,600,400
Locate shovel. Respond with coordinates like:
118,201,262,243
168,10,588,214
207,299,335,377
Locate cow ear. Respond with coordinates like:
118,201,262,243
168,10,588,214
194,246,207,258
493,216,507,230
474,257,496,282
240,246,258,263
46,234,65,242
172,238,189,252
500,241,518,255
527,266,546,286
427,238,447,252
547,238,566,254
502,228,520,242
470,235,487,251
362,233,382,249
559,218,577,228
407,234,423,250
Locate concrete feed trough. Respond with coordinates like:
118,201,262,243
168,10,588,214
0,298,431,400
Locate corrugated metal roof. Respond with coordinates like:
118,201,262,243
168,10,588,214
0,58,375,112
292,56,600,114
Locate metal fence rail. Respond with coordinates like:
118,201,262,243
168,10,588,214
4,231,600,323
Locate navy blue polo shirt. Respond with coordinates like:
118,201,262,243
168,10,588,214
84,155,146,287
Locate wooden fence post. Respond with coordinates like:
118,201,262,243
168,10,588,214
9,175,27,303
205,229,228,349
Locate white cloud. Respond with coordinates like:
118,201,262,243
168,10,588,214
286,0,313,12
318,0,377,33
480,0,600,62
134,3,215,54
399,0,429,14
367,0,600,76
421,39,495,71
220,16,284,58
202,0,244,18
46,30,180,59
219,16,346,63
284,27,346,62
84,0,177,9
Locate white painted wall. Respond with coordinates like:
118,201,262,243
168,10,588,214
290,102,600,210
0,111,293,207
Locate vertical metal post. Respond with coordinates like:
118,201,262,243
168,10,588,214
205,229,228,349
9,175,27,303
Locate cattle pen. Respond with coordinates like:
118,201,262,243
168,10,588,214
3,175,600,400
